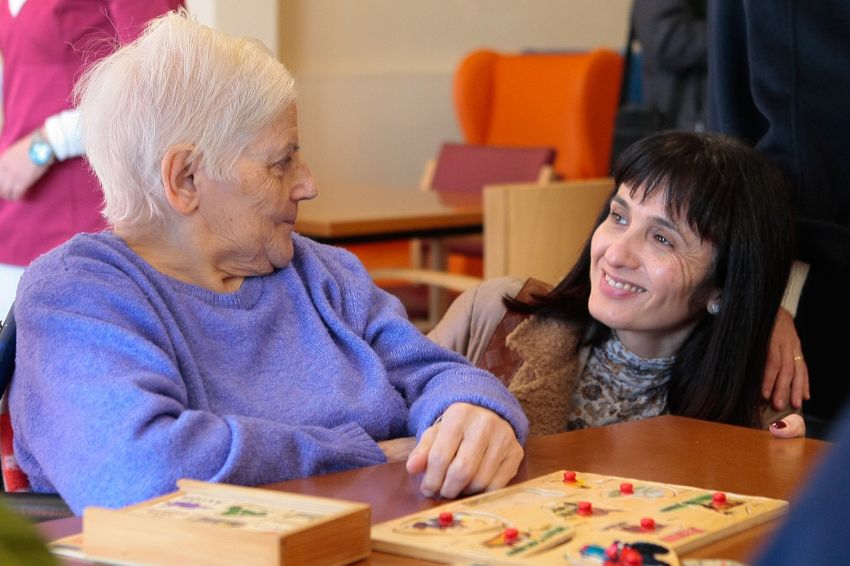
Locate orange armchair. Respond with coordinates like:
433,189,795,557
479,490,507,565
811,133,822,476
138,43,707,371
454,48,623,180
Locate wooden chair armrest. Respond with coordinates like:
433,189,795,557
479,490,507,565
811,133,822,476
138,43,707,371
370,268,482,293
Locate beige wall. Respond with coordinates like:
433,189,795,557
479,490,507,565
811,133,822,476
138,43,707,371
186,0,279,57
193,1,630,194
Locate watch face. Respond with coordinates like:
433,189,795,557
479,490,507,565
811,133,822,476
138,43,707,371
29,138,53,166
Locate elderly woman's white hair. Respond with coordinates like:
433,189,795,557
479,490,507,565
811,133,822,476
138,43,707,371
75,9,296,227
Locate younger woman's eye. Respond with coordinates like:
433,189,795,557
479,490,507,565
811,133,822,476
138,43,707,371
609,211,626,224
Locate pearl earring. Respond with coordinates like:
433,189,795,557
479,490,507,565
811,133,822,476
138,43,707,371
708,302,721,315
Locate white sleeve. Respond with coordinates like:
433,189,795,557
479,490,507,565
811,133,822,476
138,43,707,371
43,109,85,160
781,260,810,318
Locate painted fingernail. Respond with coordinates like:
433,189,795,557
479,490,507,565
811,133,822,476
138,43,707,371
770,420,787,429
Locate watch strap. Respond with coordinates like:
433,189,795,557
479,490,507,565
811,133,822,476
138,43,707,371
28,129,55,166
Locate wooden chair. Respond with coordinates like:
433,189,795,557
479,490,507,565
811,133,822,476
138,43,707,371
0,302,73,521
483,178,614,284
429,48,622,279
372,143,555,329
418,143,555,195
412,142,556,271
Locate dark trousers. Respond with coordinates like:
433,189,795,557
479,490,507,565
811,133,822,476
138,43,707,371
795,263,850,437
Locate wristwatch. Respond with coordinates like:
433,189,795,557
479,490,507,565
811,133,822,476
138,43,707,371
28,129,55,166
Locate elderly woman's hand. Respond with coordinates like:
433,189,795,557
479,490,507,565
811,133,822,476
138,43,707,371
405,402,524,499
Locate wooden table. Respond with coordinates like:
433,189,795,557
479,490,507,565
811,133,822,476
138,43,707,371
295,185,482,244
295,185,484,326
39,416,828,565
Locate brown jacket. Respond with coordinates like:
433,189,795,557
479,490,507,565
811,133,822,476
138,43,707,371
504,315,585,436
429,277,794,435
429,277,588,435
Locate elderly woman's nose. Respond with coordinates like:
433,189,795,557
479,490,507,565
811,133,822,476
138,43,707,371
293,164,318,201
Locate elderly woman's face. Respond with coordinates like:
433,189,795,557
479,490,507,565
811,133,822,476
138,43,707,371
196,104,316,275
588,184,717,358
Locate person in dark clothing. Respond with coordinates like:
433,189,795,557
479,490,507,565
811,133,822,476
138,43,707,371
708,0,850,436
633,0,707,131
755,397,850,565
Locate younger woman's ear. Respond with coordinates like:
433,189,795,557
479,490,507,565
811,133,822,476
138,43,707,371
706,289,722,315
161,143,198,215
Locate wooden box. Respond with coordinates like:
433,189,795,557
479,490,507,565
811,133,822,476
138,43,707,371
80,479,370,566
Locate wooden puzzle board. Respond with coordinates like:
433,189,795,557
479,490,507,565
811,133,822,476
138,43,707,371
371,470,788,565
122,490,332,532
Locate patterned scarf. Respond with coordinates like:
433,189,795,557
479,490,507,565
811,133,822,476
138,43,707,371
565,334,673,430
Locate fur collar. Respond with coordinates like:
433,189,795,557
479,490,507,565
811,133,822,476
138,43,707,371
506,315,582,436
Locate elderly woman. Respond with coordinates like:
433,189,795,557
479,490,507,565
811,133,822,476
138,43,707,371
431,131,805,438
8,11,526,514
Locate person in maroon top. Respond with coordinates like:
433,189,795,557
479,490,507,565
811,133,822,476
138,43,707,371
0,0,182,267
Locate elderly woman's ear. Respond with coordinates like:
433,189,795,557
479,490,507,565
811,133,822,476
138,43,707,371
161,143,200,216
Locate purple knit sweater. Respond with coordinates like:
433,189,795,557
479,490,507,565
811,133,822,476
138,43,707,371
10,232,527,514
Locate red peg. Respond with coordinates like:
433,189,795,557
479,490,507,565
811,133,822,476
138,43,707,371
712,492,727,505
577,501,593,515
563,471,577,483
620,482,634,495
504,527,519,543
620,546,644,566
640,517,656,531
438,512,454,527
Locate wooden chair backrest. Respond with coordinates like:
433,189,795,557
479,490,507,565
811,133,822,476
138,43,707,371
419,142,555,193
484,178,614,284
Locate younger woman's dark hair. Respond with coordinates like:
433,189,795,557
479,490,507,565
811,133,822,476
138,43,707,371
507,131,795,427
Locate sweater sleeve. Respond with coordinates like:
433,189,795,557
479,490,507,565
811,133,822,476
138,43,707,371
42,109,84,161
10,258,385,514
309,243,529,444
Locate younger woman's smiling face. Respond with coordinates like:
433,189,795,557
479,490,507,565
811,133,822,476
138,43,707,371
588,183,718,358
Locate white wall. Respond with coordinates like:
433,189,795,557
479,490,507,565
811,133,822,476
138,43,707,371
189,1,630,195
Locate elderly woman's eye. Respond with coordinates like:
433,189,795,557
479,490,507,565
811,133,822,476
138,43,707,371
275,145,300,169
654,233,672,246
609,211,625,224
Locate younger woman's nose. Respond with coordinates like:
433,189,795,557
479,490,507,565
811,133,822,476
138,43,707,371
603,231,641,268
